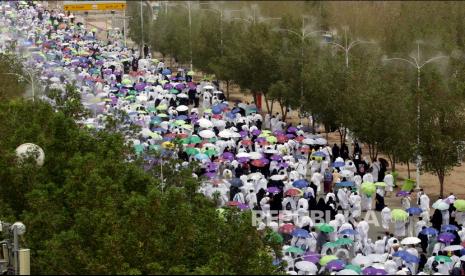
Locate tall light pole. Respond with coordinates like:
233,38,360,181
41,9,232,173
274,16,325,122
329,27,374,68
140,0,144,58
383,42,448,190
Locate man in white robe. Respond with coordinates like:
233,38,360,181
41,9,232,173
381,206,392,231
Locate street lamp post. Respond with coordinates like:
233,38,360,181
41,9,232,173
166,1,193,71
140,0,144,58
383,42,448,190
329,27,374,69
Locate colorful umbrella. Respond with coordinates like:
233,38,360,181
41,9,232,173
454,199,465,212
438,232,455,243
319,255,338,266
285,246,304,254
326,260,345,271
391,209,408,222
361,182,376,196
317,223,335,233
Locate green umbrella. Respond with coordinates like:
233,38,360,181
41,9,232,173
402,178,415,191
361,182,376,196
435,255,452,263
345,264,362,274
374,182,386,187
170,88,179,94
157,113,168,118
285,246,304,254
454,199,465,212
147,107,157,112
181,138,190,145
125,95,135,100
336,238,354,246
317,223,335,233
134,144,144,155
190,136,202,144
174,120,186,126
266,136,278,143
185,147,199,156
157,104,168,111
149,144,160,151
320,255,338,266
187,70,195,76
323,241,340,248
204,149,218,157
204,108,212,114
391,209,408,222
267,232,283,244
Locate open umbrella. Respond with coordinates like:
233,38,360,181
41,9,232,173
442,224,459,232
336,238,354,246
279,223,295,234
401,237,421,245
295,261,317,273
267,187,281,194
199,130,216,139
292,228,309,238
421,227,439,236
285,188,303,197
435,255,452,263
374,182,386,187
406,207,423,215
362,267,387,275
317,223,335,233
285,246,304,254
326,260,345,271
293,179,309,189
361,182,376,196
433,200,450,211
443,245,463,251
396,191,410,197
336,181,355,188
320,255,338,266
337,269,359,275
345,264,362,274
454,199,465,212
391,209,408,222
438,232,455,243
339,229,358,236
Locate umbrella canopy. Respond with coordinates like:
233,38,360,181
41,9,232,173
336,181,355,188
279,223,295,234
337,269,359,275
374,182,386,187
285,188,303,197
441,224,459,232
432,200,450,211
293,179,309,189
295,261,317,273
361,182,376,196
391,209,409,222
326,260,345,271
443,245,463,251
401,237,421,245
199,129,216,139
291,228,309,238
406,207,423,215
438,232,455,243
454,199,465,212
421,227,439,236
435,255,452,263
339,229,358,236
320,255,338,266
285,246,305,254
317,223,335,233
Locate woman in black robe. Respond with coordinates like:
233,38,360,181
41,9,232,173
431,209,443,231
308,196,317,211
375,191,385,211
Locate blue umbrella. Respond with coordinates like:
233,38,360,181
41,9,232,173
176,115,188,120
406,207,423,215
162,68,171,75
291,228,309,238
293,179,309,189
421,227,439,236
333,161,345,168
312,151,326,157
339,229,358,235
335,181,355,188
212,105,222,114
393,251,419,263
442,224,459,232
195,153,209,161
229,178,243,187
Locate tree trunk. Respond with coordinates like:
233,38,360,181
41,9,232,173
338,126,347,146
270,99,275,115
438,171,445,198
226,80,230,100
407,162,411,179
312,113,316,134
264,94,271,115
252,91,258,107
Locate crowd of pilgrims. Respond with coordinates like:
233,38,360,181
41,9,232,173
5,1,465,275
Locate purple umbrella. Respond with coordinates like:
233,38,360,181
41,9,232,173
326,260,345,271
204,172,217,179
273,130,285,136
239,130,248,138
267,187,281,194
222,152,235,161
279,162,290,168
259,158,270,165
438,232,455,243
270,155,283,161
256,137,266,143
188,82,197,89
363,267,387,275
287,126,298,133
134,83,146,91
237,157,250,163
286,133,296,139
163,83,173,90
252,129,261,136
238,203,249,210
303,252,320,263
206,162,219,171
175,83,186,90
396,191,410,197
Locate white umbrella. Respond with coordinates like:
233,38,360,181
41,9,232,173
248,172,263,181
177,93,188,98
176,105,189,112
264,149,279,154
236,152,251,158
315,138,327,145
302,138,315,145
444,245,463,251
432,200,450,211
351,255,372,266
460,255,465,261
295,261,317,273
203,85,214,90
199,129,215,139
271,175,286,181
213,120,226,128
401,237,421,245
337,269,359,275
197,118,213,128
230,132,242,138
286,271,297,275
368,253,389,264
218,129,233,138
249,152,263,160
340,170,354,178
